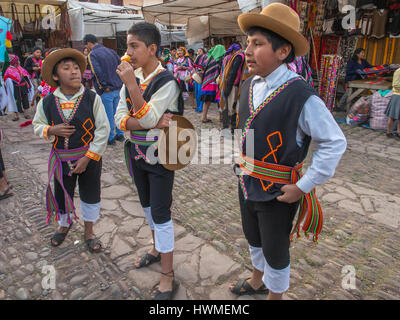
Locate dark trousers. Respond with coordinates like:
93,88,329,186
54,159,102,214
130,144,174,225
239,184,299,270
14,84,29,113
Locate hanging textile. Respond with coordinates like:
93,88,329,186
337,36,358,79
319,54,343,111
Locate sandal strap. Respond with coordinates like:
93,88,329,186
161,270,174,277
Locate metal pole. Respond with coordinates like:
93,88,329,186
169,12,172,48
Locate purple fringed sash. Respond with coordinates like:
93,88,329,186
46,145,89,224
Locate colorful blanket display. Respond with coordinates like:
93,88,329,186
370,89,393,130
346,96,371,126
319,54,342,111
357,64,399,79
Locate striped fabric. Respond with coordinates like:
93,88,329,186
46,146,89,224
370,90,392,130
239,153,323,243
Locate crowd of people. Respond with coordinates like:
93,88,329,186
0,1,398,303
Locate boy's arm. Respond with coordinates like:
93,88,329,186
32,99,53,142
296,95,347,194
132,80,179,129
115,85,174,131
85,94,111,161
114,85,146,131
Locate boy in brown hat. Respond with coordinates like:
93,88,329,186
230,3,347,300
32,48,110,253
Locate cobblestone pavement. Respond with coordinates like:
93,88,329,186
0,103,399,300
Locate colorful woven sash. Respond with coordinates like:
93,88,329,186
129,130,159,146
124,130,159,177
239,153,323,243
46,145,89,224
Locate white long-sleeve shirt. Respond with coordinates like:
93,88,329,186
32,84,110,161
251,64,347,193
114,62,180,131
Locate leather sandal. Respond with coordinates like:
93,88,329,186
136,252,161,268
51,222,73,247
230,278,269,296
153,271,180,300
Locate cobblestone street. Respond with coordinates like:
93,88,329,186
0,102,400,300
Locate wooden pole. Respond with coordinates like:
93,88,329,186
310,27,320,83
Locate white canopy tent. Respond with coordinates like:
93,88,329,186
142,0,244,45
66,1,142,41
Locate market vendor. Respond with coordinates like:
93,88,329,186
345,48,372,83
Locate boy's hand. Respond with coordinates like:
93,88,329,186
277,184,305,203
156,113,173,129
48,124,76,138
116,61,136,87
71,156,91,174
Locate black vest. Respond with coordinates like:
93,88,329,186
237,76,315,202
125,70,184,116
43,89,97,150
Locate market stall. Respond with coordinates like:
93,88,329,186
0,0,70,60
142,0,244,46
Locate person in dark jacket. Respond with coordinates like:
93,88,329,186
24,47,43,106
345,48,372,84
84,34,124,145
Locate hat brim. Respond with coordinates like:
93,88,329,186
42,48,87,87
158,115,196,171
238,13,310,57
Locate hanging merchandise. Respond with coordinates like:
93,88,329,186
388,9,400,37
337,36,358,79
319,54,343,111
359,11,374,37
23,5,35,33
314,0,326,37
10,3,23,41
356,0,376,10
298,1,308,34
370,9,388,39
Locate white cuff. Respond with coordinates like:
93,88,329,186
143,207,154,230
154,219,174,253
262,260,291,294
81,200,100,222
296,174,316,194
249,245,265,272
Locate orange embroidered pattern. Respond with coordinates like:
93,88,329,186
86,150,101,161
43,126,51,141
260,131,283,192
121,116,130,131
133,102,150,120
81,118,94,145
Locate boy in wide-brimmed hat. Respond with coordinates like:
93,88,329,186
32,48,110,253
230,3,347,300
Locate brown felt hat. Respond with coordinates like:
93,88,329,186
238,3,310,57
157,115,197,171
42,48,87,87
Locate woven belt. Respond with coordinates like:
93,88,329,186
128,130,158,146
45,145,89,224
239,153,323,242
